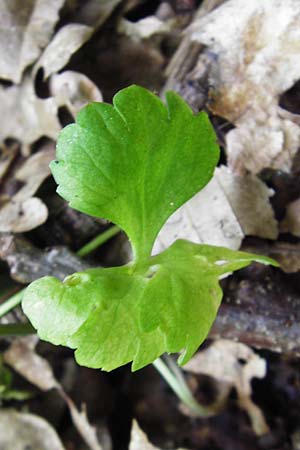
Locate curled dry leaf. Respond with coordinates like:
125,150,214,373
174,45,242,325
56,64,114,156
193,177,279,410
184,339,269,436
0,197,48,233
13,144,55,200
50,70,103,117
0,0,64,83
34,24,93,80
68,0,122,28
130,420,187,450
153,165,277,253
4,337,105,450
118,16,171,41
0,145,55,233
190,0,300,174
0,77,60,155
0,410,65,450
281,198,300,237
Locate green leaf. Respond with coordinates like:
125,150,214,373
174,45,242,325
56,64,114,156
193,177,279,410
22,240,277,371
51,85,219,260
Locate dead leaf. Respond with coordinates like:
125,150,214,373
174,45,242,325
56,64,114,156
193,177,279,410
129,420,187,450
50,70,103,116
0,145,19,182
14,144,55,200
0,409,65,450
4,337,105,450
4,336,59,391
0,77,60,155
35,24,93,80
0,197,48,233
190,0,300,174
0,0,64,83
0,145,55,233
68,0,122,28
118,16,171,41
153,165,278,253
280,198,300,237
184,340,269,436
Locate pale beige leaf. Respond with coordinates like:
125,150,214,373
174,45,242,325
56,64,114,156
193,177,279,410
190,0,300,174
4,337,59,391
0,410,65,450
153,165,277,253
50,70,103,116
69,0,122,28
183,340,269,435
0,77,60,155
14,144,55,201
35,23,93,79
0,0,64,83
280,198,300,237
130,420,187,450
4,337,106,450
0,197,48,233
118,16,170,41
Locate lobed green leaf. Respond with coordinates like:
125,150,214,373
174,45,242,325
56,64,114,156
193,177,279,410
22,240,277,371
51,85,219,260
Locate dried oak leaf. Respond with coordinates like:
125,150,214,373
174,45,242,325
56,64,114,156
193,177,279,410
130,420,187,450
34,23,93,80
0,77,60,155
50,70,103,117
184,340,269,436
153,165,278,253
0,0,64,83
0,145,55,233
4,337,105,450
0,409,65,450
190,0,300,174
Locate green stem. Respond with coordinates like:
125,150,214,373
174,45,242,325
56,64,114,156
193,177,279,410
152,357,213,417
76,225,120,257
0,290,25,318
0,323,35,336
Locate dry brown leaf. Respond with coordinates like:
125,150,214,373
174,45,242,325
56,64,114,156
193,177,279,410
35,23,93,80
4,337,105,450
280,198,300,237
0,145,19,182
118,16,171,41
0,0,64,83
0,410,65,450
0,145,55,233
68,0,122,28
0,77,60,155
50,70,103,116
4,336,59,391
130,420,187,450
0,197,48,233
183,340,269,436
14,144,55,200
190,0,300,174
153,165,277,253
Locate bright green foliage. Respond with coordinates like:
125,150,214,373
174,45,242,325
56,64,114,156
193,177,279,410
22,240,275,371
50,85,219,261
22,85,278,371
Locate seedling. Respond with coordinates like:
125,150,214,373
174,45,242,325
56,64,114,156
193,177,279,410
22,85,277,372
